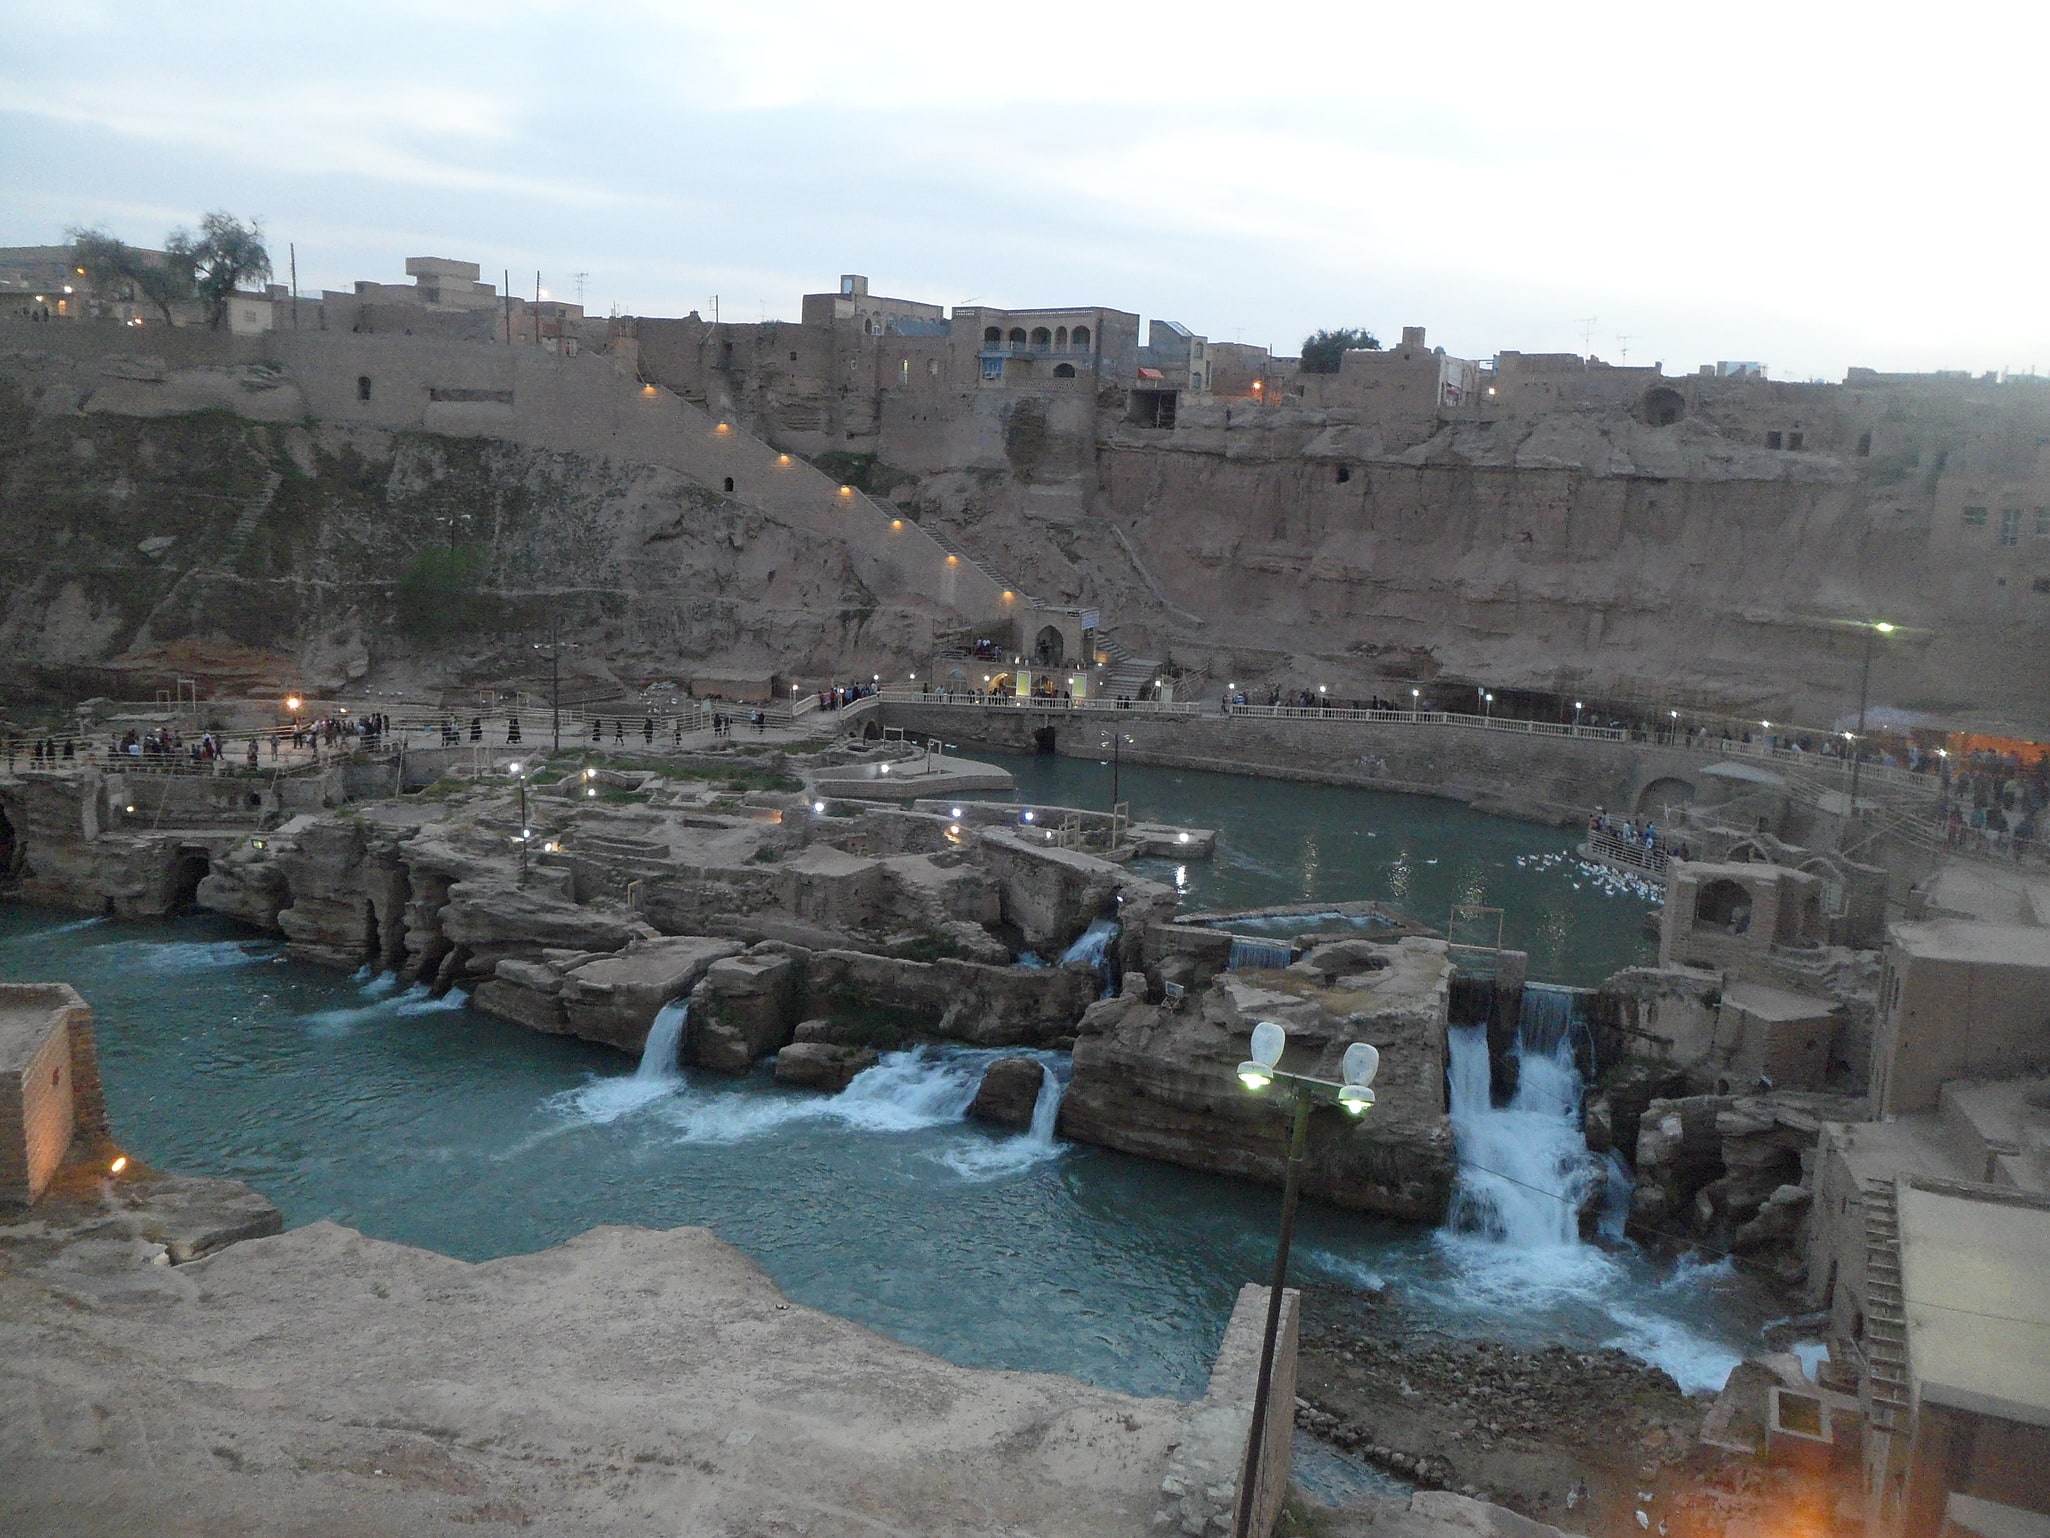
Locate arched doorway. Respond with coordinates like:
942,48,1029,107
0,804,18,881
1694,877,1752,934
1032,625,1065,666
1634,776,1696,815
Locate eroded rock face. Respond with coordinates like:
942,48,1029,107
557,936,744,1053
773,1041,879,1093
691,952,800,1073
1061,940,1459,1220
967,1056,1046,1129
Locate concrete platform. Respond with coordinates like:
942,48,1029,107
809,754,1015,802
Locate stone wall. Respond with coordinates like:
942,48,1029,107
1154,1282,1298,1538
881,703,1720,827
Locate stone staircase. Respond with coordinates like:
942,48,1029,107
1098,633,1159,700
221,470,283,570
1858,1177,1913,1435
916,523,1041,607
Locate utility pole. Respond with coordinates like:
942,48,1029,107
575,271,589,307
502,270,511,346
1576,316,1598,357
289,242,299,329
1617,334,1637,364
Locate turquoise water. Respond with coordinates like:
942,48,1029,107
980,751,1658,986
1,898,1768,1404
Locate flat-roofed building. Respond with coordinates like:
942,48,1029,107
1872,923,2050,1117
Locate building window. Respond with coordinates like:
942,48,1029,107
1999,508,2021,546
983,326,1001,345
1053,362,1076,378
1335,466,1351,484
899,359,909,386
723,340,734,355
1030,326,1052,346
1765,431,1783,450
927,359,939,378
981,356,1003,381
1787,430,1804,451
789,351,798,362
1007,327,1027,345
723,477,734,493
357,376,372,402
2034,510,2049,538
1856,431,1873,456
1963,505,1988,527
1055,326,1068,348
1072,325,1091,348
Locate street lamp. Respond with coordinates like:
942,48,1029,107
1232,1022,1380,1538
1099,731,1133,811
1411,688,1420,719
532,616,577,753
507,762,531,888
1848,621,1897,813
1482,691,1494,720
1668,708,1679,745
1573,700,1583,731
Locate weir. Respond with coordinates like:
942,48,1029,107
1058,918,1119,995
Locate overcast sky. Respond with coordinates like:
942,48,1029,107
5,1,2045,381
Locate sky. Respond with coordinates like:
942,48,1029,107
4,0,2046,381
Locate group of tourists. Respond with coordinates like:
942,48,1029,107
815,683,878,710
1588,808,1692,865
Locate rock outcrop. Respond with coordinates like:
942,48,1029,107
1061,939,1458,1219
773,1041,879,1092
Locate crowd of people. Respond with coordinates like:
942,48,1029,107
1942,746,2047,860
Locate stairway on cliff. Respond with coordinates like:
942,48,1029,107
219,471,284,572
914,523,1042,607
1097,633,1159,700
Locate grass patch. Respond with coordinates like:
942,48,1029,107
815,988,935,1050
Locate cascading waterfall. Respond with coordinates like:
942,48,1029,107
635,1000,690,1083
1060,918,1120,996
1227,936,1294,970
1444,1023,1594,1248
1517,981,1591,1058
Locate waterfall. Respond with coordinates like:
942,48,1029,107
1060,918,1120,996
1012,951,1050,969
1227,936,1294,970
636,1001,690,1083
1517,982,1588,1055
1599,1150,1635,1243
1025,1063,1067,1149
1444,1024,1594,1248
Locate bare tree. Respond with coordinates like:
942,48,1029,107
184,213,272,330
65,226,195,324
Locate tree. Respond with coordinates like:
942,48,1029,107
65,226,195,324
1299,327,1381,374
184,212,271,330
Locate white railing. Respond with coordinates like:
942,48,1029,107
879,686,1204,717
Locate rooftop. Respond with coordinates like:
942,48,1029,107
1891,920,2050,968
1897,1179,2050,1428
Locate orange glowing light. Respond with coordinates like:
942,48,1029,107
891,518,903,529
945,554,959,565
777,454,792,466
838,485,854,497
110,1156,128,1175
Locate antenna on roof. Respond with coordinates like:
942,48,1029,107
1617,334,1636,364
575,271,589,306
1575,316,1598,356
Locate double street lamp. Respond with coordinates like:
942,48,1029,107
1100,731,1134,811
1231,1022,1381,1538
507,761,532,887
1848,621,1898,812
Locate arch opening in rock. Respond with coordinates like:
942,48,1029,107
1634,776,1696,815
1639,386,1685,426
1032,626,1065,666
168,851,211,913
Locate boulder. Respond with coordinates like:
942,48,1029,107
968,1056,1046,1129
773,1041,879,1092
691,952,799,1073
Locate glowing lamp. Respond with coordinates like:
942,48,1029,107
950,807,964,819
109,1155,128,1175
813,800,826,813
1873,621,1897,633
1237,1020,1287,1090
285,696,302,711
1022,809,1035,823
